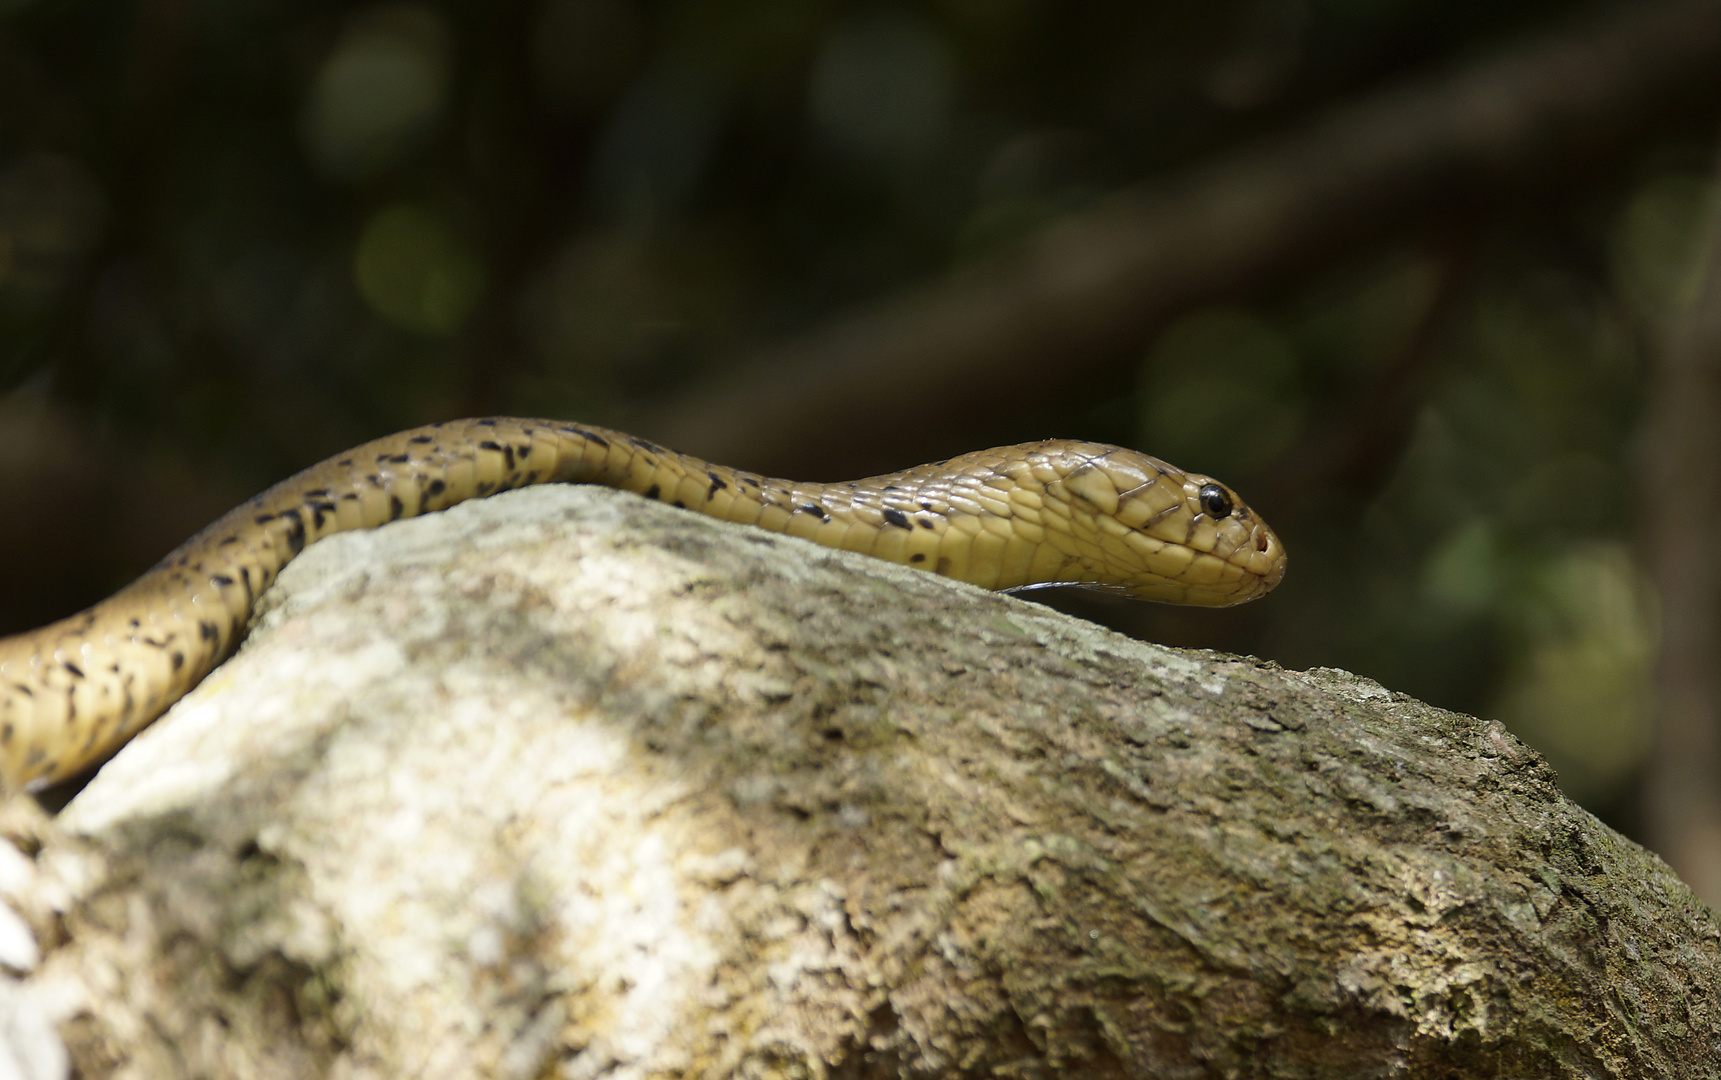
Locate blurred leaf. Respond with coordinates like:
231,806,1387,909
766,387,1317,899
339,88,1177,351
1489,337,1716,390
1612,170,1720,326
1492,543,1658,806
1421,518,1499,619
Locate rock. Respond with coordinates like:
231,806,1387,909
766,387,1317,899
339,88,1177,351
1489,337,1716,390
6,484,1716,1078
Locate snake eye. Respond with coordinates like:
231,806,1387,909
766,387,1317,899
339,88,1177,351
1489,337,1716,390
1198,483,1233,520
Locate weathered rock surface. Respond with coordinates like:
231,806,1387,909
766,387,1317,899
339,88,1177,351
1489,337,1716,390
2,484,1716,1079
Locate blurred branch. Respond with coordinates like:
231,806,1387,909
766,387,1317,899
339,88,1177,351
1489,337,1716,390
1642,139,1721,908
636,0,1721,477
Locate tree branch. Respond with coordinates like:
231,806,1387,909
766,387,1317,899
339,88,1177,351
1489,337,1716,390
636,0,1721,478
1642,137,1721,907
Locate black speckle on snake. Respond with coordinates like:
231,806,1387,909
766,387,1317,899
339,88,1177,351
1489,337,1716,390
0,419,1286,794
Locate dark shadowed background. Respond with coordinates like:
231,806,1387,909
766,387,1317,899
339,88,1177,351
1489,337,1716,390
3,0,1721,899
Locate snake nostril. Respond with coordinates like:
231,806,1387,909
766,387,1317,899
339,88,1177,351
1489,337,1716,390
1255,531,1270,553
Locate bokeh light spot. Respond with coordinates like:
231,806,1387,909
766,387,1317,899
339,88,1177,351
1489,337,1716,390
302,6,450,183
353,204,484,336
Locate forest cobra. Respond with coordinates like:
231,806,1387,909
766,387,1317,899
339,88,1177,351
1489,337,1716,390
0,419,1286,794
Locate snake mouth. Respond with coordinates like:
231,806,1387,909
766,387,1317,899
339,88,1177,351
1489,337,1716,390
1175,521,1286,606
1238,523,1288,594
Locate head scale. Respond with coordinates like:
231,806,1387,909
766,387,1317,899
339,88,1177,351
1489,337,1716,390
1051,444,1286,607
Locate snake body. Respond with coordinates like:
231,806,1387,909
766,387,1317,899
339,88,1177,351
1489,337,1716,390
0,419,1286,793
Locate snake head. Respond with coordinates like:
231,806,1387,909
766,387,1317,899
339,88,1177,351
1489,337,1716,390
1049,445,1287,607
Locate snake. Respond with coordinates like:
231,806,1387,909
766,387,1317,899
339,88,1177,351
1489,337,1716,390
0,419,1286,794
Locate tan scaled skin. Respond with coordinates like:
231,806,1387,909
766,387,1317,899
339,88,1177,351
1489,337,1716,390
0,418,1286,793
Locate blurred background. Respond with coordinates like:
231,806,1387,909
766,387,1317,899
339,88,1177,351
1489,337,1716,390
3,0,1721,900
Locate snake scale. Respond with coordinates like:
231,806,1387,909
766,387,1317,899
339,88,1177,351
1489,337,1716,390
0,418,1286,794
